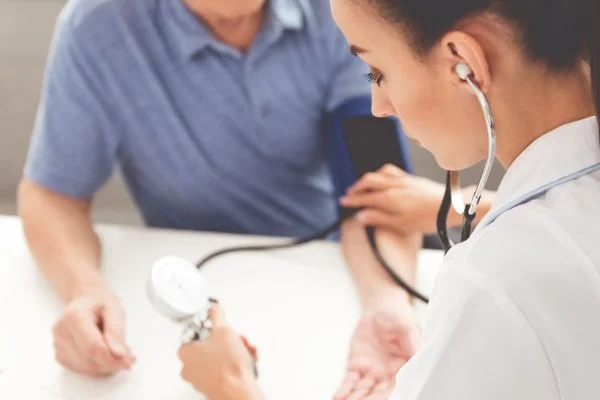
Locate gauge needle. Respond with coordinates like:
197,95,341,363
175,280,195,305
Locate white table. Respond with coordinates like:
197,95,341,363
0,215,443,399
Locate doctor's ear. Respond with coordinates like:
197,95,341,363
441,31,491,93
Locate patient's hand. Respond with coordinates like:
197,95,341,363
334,301,420,400
52,286,136,377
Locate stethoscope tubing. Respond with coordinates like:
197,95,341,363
438,74,497,253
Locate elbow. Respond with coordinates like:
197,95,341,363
17,178,36,221
17,178,43,250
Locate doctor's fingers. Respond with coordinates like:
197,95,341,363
347,172,405,195
341,189,403,213
379,164,408,178
240,335,258,360
207,303,228,328
359,163,409,191
178,340,213,366
355,209,407,232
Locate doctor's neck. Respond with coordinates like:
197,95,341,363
494,62,596,168
183,0,266,52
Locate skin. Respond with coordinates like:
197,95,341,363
17,181,136,376
19,0,424,391
177,0,596,399
183,0,266,52
17,0,272,379
174,2,424,399
331,2,593,239
340,163,495,235
330,1,595,171
178,306,263,400
185,0,497,233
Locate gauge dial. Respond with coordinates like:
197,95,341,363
147,256,209,322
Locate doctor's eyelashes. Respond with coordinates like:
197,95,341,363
363,71,384,87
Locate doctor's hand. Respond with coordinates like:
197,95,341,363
178,304,263,400
52,286,136,377
335,301,420,400
340,164,449,235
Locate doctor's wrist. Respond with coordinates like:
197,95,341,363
224,373,263,400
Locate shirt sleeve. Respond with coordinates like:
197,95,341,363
389,261,560,400
24,15,121,199
323,20,371,112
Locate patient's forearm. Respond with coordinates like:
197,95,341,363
17,179,105,302
341,219,421,308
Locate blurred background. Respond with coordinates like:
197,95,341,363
0,0,505,227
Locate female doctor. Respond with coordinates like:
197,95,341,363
176,0,600,399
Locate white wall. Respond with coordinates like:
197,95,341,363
0,0,504,225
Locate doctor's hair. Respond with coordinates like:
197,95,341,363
361,0,600,135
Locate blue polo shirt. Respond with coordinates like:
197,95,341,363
25,0,371,237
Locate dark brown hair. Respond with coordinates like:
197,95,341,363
365,0,600,135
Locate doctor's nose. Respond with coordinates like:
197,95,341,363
371,88,395,118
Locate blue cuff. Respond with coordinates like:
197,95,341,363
324,96,414,209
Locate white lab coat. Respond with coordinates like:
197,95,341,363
390,117,600,400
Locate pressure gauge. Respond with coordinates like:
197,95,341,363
147,256,260,376
147,256,210,323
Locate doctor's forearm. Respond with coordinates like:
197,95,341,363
341,219,421,308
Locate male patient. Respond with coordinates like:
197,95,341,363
17,0,437,394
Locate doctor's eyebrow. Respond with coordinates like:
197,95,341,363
350,45,368,56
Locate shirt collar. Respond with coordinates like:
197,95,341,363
484,116,600,220
270,0,304,30
163,0,304,60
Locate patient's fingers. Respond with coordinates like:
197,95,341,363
334,371,361,400
346,376,376,400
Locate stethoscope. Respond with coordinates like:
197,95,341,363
146,63,496,346
436,63,496,254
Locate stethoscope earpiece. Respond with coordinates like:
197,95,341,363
454,62,473,82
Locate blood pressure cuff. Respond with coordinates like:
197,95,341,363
324,96,414,219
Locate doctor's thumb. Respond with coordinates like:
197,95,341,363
208,303,227,328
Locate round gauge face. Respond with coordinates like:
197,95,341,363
147,256,209,321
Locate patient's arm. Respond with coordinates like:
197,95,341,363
341,218,421,309
334,220,422,399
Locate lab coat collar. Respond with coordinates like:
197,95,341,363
482,116,600,226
